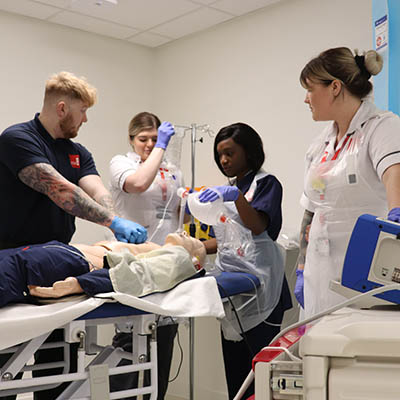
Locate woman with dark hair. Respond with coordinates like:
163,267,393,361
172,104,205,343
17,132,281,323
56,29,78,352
213,123,265,173
200,122,292,399
295,47,400,319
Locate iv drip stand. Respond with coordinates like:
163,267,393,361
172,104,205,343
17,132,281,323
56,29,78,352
174,122,213,400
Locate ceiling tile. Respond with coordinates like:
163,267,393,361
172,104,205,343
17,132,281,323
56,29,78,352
128,32,172,48
211,0,281,16
0,0,61,19
151,6,233,39
0,0,284,48
32,0,72,8
49,10,139,39
67,0,201,30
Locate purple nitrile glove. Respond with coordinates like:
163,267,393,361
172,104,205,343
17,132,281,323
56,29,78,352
294,269,304,308
198,186,239,203
110,216,148,244
155,121,175,150
388,207,400,223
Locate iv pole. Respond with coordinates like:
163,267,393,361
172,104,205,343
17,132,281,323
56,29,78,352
174,122,214,400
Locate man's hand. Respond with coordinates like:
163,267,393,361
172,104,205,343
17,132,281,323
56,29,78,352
110,216,147,243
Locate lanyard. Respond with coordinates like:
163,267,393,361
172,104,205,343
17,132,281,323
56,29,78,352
159,167,169,201
320,134,352,164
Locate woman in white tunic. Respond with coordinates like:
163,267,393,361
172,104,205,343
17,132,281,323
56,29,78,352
294,47,400,319
109,112,188,399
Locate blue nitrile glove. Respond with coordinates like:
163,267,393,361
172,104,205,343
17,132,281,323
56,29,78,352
388,207,400,223
155,121,175,150
294,269,304,308
110,216,148,244
198,186,239,203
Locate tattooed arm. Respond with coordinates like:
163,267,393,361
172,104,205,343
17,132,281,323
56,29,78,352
297,209,314,270
18,163,114,227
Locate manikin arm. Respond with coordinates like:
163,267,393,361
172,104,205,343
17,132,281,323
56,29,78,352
28,278,83,298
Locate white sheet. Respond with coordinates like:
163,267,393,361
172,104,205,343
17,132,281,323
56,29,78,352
0,297,105,351
0,276,224,350
97,275,225,318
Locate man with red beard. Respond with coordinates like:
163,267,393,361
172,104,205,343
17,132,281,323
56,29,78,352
0,71,147,249
0,71,147,400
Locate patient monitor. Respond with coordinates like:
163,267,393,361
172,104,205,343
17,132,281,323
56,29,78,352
341,213,400,304
248,214,400,400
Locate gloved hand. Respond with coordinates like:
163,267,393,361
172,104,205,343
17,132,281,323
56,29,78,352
294,269,304,308
110,216,147,244
198,186,239,203
388,207,400,223
155,121,175,150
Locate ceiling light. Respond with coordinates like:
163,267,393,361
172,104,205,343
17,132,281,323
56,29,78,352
95,0,118,6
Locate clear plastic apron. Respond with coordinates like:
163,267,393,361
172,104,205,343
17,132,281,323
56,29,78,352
303,117,387,319
124,164,182,245
214,170,284,340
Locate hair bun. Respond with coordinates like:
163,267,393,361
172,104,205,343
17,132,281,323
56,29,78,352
364,50,383,76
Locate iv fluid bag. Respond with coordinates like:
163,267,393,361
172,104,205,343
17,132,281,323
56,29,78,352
164,126,185,170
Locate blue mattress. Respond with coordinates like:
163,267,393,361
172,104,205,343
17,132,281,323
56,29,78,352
214,271,260,298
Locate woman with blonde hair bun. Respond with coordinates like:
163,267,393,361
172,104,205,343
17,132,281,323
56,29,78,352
294,46,400,319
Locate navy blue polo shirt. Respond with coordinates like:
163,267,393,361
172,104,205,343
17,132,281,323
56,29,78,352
0,114,99,248
236,171,283,241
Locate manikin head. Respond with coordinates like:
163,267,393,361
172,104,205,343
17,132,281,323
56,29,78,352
165,231,206,269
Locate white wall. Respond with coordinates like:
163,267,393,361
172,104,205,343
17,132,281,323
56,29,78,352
0,0,373,240
153,0,373,234
0,0,373,399
153,0,372,398
0,10,154,243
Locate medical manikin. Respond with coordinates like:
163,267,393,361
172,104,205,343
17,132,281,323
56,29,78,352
0,232,205,307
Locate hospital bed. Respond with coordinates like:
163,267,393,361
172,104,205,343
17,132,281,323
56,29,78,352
244,214,400,400
0,271,259,399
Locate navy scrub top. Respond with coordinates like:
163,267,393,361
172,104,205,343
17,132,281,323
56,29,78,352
0,114,99,248
236,171,283,241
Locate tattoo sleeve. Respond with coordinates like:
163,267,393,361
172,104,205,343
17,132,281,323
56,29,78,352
19,163,113,226
297,209,314,268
